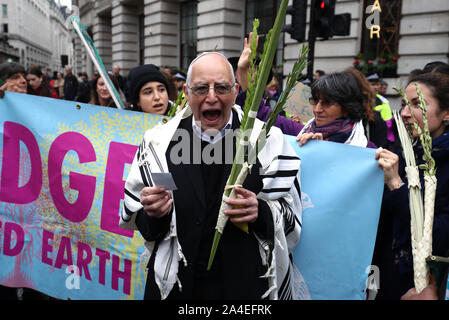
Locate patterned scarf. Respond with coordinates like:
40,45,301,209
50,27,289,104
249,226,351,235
304,118,354,140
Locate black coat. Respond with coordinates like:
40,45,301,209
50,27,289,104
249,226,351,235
63,74,79,101
364,110,388,149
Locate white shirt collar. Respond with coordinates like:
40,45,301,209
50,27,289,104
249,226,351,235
192,111,233,144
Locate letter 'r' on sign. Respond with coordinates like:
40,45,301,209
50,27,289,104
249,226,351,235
370,25,381,39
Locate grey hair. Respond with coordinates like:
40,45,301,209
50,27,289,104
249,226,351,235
186,52,236,92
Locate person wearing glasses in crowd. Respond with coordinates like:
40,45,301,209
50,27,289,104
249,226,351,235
120,52,302,300
296,72,377,148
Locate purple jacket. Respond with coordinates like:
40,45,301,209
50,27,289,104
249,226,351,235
236,91,304,136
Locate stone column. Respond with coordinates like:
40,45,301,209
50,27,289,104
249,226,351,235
73,36,83,75
143,0,179,67
197,0,244,58
111,0,140,75
93,5,112,71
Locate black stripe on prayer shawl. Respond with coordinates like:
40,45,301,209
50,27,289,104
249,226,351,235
293,177,302,228
121,204,134,222
261,170,298,178
137,142,151,187
141,162,153,187
123,203,136,216
261,187,292,194
293,177,301,197
278,198,295,236
295,215,302,228
279,263,292,300
124,188,140,203
138,165,150,187
163,238,175,281
149,142,164,171
274,155,300,161
137,142,141,160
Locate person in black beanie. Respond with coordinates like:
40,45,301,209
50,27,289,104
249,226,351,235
127,64,171,115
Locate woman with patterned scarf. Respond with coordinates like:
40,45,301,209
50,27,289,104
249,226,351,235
296,72,376,148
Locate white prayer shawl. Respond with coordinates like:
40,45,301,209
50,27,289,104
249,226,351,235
298,118,368,147
120,105,303,300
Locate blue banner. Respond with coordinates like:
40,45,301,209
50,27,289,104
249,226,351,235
286,136,384,300
446,277,449,300
0,92,166,299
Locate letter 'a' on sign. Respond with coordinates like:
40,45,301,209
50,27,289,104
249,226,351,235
371,0,382,13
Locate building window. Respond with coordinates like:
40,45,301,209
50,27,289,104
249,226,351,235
180,1,197,71
2,4,7,18
2,23,8,33
360,0,402,77
245,0,284,79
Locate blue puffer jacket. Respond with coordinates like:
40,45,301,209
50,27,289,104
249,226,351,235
373,128,449,299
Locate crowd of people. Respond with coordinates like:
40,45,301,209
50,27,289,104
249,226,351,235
0,42,448,301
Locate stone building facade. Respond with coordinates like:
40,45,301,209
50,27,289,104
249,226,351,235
0,0,74,73
74,0,449,108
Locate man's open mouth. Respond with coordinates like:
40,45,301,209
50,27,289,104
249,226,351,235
202,109,221,122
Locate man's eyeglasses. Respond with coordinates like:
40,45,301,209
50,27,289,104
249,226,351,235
188,83,235,96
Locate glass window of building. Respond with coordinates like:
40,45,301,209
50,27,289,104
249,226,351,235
180,1,197,71
245,0,284,81
2,4,7,18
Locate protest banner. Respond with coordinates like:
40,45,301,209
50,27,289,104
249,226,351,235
286,136,384,299
0,92,167,299
1,92,384,300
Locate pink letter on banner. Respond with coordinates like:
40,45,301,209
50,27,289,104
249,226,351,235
77,241,92,280
111,254,132,295
3,222,25,256
100,142,137,237
54,236,73,269
96,248,111,286
48,132,96,223
0,121,42,204
41,229,54,265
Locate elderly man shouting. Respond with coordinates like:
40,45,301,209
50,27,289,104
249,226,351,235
120,52,302,300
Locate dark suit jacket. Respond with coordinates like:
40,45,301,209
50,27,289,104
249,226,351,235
135,111,274,299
